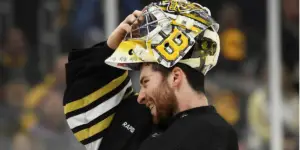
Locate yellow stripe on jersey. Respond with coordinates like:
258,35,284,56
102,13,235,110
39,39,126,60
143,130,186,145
64,71,129,114
75,114,115,142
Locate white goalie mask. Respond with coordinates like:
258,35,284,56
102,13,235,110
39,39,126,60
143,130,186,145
105,0,220,75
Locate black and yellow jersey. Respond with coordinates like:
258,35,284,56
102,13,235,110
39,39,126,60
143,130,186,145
63,41,239,150
63,42,152,150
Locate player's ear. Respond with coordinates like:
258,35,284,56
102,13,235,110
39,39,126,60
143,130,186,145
169,67,183,88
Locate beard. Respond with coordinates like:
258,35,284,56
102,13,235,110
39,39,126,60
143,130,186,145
146,79,178,124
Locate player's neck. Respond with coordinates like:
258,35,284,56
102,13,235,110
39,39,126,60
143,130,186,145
175,88,208,114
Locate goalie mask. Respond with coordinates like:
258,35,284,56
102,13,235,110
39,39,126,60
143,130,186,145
105,0,220,75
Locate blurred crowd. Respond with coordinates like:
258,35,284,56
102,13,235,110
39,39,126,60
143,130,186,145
0,0,298,150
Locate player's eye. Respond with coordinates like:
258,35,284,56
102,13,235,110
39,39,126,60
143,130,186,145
144,80,149,84
143,80,149,87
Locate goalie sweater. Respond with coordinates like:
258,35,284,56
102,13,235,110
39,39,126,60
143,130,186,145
63,41,239,150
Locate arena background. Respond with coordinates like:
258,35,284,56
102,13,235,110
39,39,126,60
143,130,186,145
0,0,298,150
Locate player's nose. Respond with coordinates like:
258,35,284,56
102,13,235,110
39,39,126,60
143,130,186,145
137,90,146,104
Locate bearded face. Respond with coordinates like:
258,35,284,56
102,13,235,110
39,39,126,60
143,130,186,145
138,64,178,124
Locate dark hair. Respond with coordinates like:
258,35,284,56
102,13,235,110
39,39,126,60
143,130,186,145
149,62,205,94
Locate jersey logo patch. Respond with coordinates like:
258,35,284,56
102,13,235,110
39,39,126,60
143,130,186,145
122,122,135,133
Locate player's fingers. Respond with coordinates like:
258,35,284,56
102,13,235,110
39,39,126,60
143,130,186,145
133,10,144,24
132,20,141,28
132,10,143,18
119,23,131,34
123,14,137,26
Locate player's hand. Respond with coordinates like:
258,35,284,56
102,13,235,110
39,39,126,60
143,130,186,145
107,10,143,50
